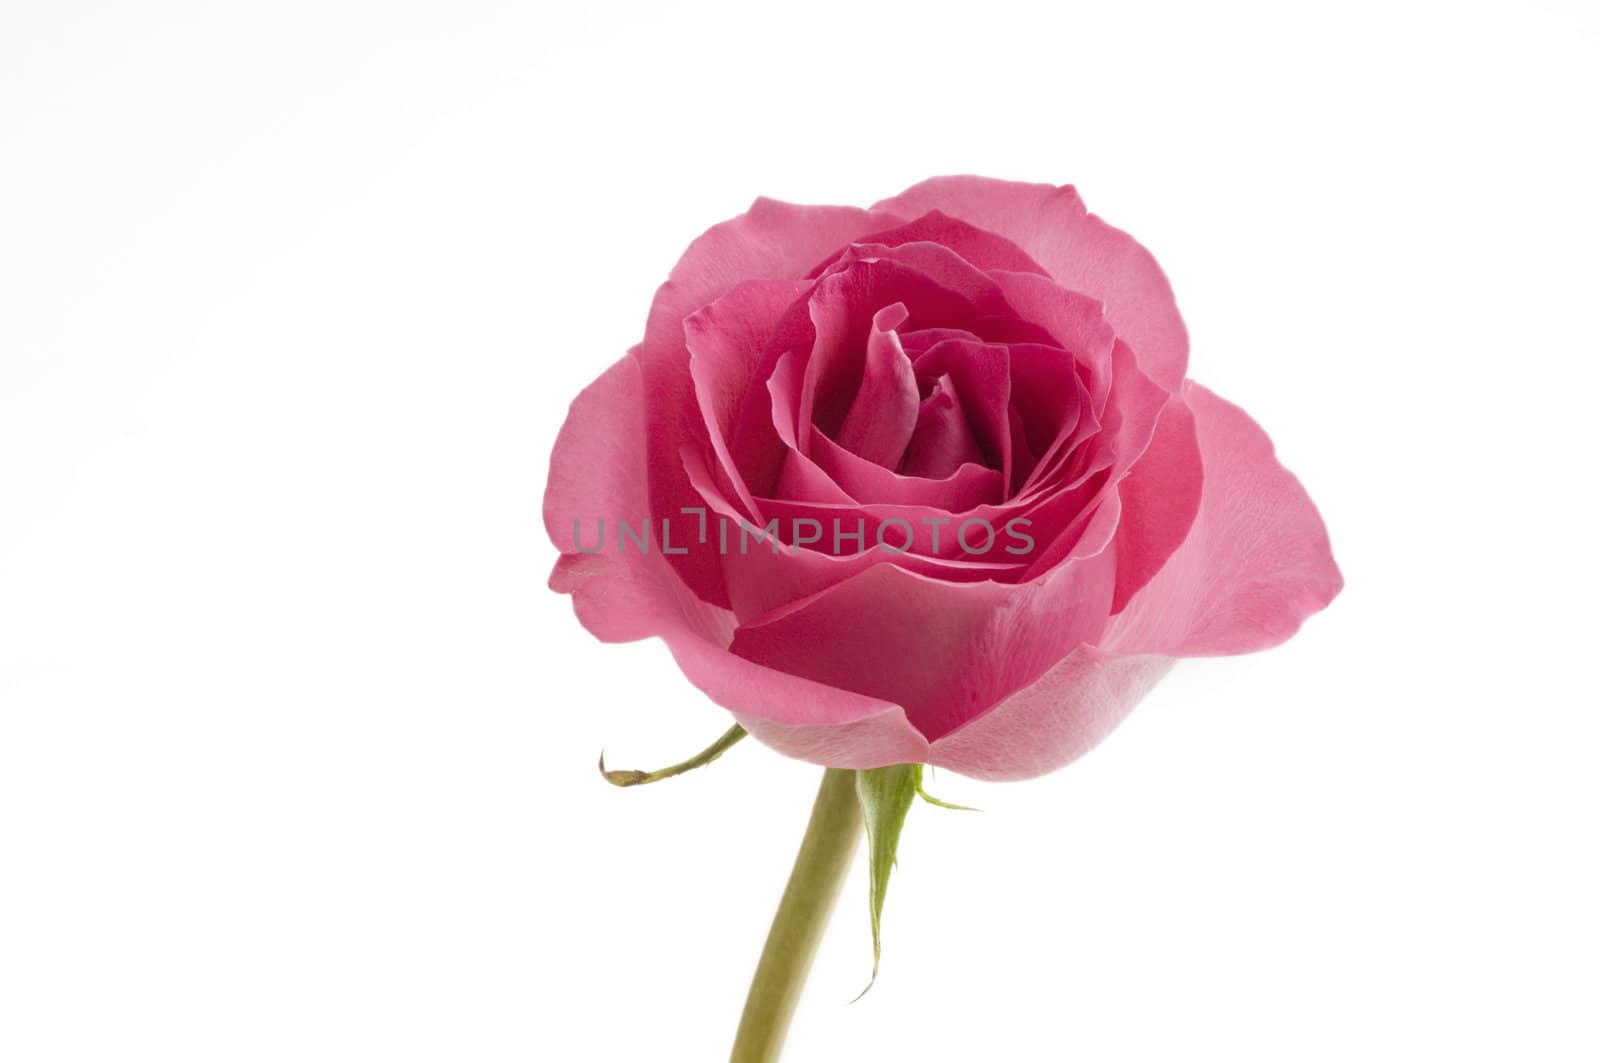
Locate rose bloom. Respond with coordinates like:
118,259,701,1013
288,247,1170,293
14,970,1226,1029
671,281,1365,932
545,177,1341,780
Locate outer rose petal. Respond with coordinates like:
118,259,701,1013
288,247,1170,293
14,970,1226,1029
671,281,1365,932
543,352,928,767
1104,383,1343,655
1110,396,1204,612
928,646,1174,781
647,197,901,341
873,177,1189,391
812,210,1050,278
728,522,1118,742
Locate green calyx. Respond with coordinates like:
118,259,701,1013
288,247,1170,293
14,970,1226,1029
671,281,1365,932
854,763,920,998
853,763,975,996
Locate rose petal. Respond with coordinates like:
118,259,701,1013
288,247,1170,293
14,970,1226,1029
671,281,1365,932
641,198,902,606
991,270,1118,416
911,337,1013,486
1020,341,1170,577
1110,396,1204,612
729,537,1117,741
928,646,1174,781
874,177,1189,390
797,256,991,450
833,303,919,467
647,197,899,343
812,428,1003,510
811,209,1050,277
827,240,1015,316
544,352,928,763
685,279,812,519
728,257,988,494
901,377,986,478
764,352,999,513
678,444,1018,625
1104,383,1343,655
1007,342,1090,494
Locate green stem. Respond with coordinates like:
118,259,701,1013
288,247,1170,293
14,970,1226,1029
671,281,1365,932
729,768,863,1063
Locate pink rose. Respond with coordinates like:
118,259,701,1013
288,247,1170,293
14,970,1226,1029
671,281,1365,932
545,176,1341,780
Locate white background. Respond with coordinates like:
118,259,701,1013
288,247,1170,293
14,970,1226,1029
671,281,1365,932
3,1,1597,1060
